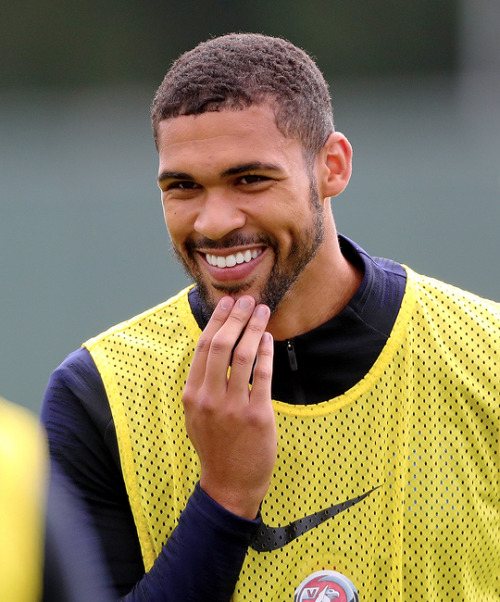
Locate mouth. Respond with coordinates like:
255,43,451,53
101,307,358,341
195,245,267,285
204,248,263,269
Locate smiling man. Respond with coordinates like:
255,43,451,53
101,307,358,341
42,34,500,601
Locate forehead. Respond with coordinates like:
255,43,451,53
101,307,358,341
156,104,303,171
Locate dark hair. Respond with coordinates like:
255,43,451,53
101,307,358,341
151,33,334,159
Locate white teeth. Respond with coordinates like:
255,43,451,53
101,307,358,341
205,249,262,269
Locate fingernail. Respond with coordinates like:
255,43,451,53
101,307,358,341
262,332,273,344
255,304,269,318
219,297,233,311
238,297,252,309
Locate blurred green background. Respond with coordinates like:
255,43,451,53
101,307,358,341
1,0,499,412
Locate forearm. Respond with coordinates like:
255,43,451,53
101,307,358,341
123,483,259,601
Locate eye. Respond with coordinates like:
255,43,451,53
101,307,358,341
167,180,200,190
238,174,270,185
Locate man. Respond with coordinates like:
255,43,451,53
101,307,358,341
41,33,500,600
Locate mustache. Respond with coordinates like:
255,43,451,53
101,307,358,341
185,233,276,252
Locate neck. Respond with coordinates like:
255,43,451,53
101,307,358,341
267,228,363,341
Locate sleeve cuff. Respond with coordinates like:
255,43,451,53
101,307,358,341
188,482,262,542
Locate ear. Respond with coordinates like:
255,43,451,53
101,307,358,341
316,132,353,199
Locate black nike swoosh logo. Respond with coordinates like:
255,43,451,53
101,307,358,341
250,485,381,552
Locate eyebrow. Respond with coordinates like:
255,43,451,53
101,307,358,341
157,162,282,185
221,162,282,178
157,171,194,184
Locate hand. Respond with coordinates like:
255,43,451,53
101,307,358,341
182,295,276,519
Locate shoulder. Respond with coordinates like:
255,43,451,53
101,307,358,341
48,346,104,393
402,268,500,352
41,346,117,458
407,268,500,317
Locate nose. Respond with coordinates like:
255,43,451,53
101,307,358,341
194,192,246,241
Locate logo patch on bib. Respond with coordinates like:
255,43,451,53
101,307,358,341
294,570,359,602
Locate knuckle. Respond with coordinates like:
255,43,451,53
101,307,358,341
222,404,240,422
231,348,253,367
196,335,212,353
259,342,274,357
253,365,272,383
227,311,249,326
181,385,196,407
182,385,216,411
247,407,272,429
210,334,232,356
245,320,264,334
187,389,218,414
198,394,216,413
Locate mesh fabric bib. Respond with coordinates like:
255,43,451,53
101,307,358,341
85,272,500,600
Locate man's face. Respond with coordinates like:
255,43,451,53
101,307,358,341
157,104,325,318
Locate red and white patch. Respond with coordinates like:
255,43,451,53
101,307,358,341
294,570,359,602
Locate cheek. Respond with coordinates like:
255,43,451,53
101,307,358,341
163,204,191,243
161,202,169,228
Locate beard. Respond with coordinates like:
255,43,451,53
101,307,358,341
171,181,324,321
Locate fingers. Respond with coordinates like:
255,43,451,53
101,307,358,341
186,295,272,400
204,297,270,394
226,303,271,399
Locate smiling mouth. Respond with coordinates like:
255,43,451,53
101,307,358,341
204,248,263,269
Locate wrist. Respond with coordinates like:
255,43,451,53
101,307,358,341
199,479,265,520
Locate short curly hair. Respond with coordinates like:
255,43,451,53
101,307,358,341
151,33,334,160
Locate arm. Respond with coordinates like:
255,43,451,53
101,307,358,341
41,304,273,601
134,295,276,600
